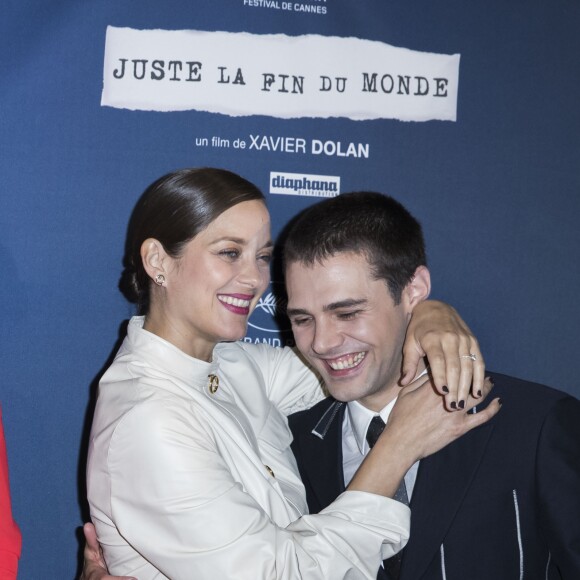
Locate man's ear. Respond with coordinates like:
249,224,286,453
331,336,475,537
403,266,431,312
140,238,169,281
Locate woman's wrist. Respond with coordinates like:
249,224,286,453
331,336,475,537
346,429,415,497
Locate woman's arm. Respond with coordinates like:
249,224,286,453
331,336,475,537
96,399,409,579
84,378,499,580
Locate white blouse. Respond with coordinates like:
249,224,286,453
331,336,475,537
87,316,410,579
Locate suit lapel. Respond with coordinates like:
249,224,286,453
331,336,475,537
400,421,495,580
301,402,346,512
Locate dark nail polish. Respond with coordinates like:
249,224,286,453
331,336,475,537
498,398,503,406
458,400,465,409
486,376,495,387
477,390,482,397
442,385,449,393
450,401,457,409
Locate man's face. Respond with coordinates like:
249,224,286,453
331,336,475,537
286,252,412,412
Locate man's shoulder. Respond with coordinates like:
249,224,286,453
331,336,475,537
486,371,578,427
488,371,575,404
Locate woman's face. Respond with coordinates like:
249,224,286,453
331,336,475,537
156,200,272,360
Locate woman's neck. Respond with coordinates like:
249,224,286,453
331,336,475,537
143,310,215,362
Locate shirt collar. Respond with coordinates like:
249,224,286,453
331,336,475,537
346,367,430,455
347,398,397,455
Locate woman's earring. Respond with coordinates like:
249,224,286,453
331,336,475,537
155,274,166,286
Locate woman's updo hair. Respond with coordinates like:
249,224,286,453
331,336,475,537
121,167,266,313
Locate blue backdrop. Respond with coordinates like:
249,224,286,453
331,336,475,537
1,1,579,577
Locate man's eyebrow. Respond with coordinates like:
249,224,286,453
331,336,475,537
323,298,368,312
286,299,368,318
286,307,309,318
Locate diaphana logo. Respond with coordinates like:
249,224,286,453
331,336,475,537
270,171,340,197
247,281,290,333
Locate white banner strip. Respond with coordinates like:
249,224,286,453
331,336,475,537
102,27,460,122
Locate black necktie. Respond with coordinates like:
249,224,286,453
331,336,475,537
366,415,408,580
365,414,386,448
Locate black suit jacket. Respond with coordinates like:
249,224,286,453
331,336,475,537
289,373,580,579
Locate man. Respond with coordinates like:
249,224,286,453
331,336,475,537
285,192,580,579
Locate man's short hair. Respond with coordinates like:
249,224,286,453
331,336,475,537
283,191,426,304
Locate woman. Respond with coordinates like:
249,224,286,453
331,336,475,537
86,168,498,579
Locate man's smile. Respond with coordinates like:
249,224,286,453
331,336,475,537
324,351,367,371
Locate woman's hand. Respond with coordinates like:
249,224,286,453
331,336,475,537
387,373,499,464
79,523,136,580
401,300,484,410
348,374,500,498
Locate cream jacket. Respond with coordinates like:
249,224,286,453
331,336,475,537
87,317,410,579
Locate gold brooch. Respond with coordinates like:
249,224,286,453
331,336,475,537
208,374,219,394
